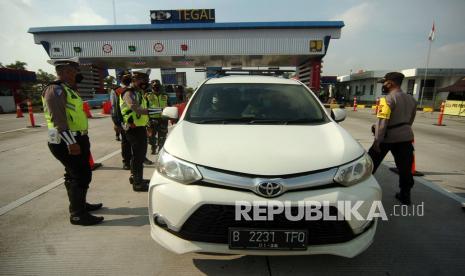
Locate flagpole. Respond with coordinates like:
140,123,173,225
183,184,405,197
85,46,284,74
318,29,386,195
419,40,432,108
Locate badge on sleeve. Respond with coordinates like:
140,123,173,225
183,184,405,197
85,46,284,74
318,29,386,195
48,128,61,144
377,97,391,119
54,86,63,96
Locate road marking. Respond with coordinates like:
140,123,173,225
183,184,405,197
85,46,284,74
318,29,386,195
0,149,122,216
0,124,46,134
383,162,465,204
0,128,28,134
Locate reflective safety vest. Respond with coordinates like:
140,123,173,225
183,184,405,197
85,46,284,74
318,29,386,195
42,84,88,131
146,92,168,118
119,89,149,127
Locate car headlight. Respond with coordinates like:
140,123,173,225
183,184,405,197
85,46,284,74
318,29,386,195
156,149,202,184
334,153,373,186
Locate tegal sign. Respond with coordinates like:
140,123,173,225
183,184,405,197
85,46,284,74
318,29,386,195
150,9,215,24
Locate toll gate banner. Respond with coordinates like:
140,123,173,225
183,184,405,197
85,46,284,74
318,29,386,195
444,100,465,116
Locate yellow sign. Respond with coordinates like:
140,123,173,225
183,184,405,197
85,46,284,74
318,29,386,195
444,100,465,116
310,40,323,52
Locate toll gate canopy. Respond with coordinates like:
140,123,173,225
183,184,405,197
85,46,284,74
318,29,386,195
28,21,344,91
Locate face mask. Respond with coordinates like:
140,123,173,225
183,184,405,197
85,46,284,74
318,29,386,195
140,83,148,90
381,84,389,94
75,73,84,83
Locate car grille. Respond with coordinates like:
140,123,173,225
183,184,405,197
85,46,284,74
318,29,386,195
167,204,361,245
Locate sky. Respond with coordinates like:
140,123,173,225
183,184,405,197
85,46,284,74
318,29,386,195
1,0,464,87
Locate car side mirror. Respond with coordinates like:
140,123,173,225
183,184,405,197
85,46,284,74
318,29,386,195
331,108,346,123
162,107,179,119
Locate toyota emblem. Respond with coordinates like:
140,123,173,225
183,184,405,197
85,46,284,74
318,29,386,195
256,182,283,198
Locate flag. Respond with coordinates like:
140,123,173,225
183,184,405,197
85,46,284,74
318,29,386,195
428,21,435,41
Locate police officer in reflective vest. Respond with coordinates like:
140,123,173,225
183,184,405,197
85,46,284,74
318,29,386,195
120,69,161,191
146,79,168,154
369,72,417,205
42,58,103,225
111,70,133,170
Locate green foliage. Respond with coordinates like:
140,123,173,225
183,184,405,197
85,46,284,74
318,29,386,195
6,61,27,70
104,75,116,92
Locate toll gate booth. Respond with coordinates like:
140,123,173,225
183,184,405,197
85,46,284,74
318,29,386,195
28,20,344,93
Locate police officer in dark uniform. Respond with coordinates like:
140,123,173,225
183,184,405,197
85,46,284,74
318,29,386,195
369,72,417,205
111,70,133,170
120,69,161,192
42,58,103,225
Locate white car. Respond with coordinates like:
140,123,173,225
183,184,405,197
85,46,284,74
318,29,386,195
149,76,381,257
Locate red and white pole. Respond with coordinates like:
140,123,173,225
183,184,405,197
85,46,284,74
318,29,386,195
16,104,24,118
353,96,357,111
27,100,36,127
436,101,445,126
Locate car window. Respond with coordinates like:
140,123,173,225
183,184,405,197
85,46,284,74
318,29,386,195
184,83,328,124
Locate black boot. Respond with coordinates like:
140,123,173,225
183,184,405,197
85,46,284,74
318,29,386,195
84,189,103,212
123,163,131,170
143,157,154,165
395,190,411,205
70,212,104,226
66,185,104,225
133,172,149,192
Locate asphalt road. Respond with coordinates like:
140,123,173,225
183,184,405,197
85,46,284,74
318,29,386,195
0,108,464,275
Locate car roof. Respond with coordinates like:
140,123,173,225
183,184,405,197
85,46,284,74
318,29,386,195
204,75,301,85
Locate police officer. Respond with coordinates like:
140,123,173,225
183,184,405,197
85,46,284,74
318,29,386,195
111,70,133,170
368,72,417,205
146,80,168,154
42,58,103,225
120,69,160,192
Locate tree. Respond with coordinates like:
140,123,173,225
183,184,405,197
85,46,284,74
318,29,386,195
104,75,116,92
6,61,27,70
36,69,56,91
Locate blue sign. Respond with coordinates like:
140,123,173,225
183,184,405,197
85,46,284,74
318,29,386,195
161,68,177,85
150,9,215,24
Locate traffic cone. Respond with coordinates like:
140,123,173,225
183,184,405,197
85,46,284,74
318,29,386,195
389,140,423,176
27,100,37,128
16,104,24,118
83,102,93,118
89,152,102,170
101,101,111,115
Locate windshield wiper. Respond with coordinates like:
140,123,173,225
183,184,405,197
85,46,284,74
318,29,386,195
282,118,325,125
196,118,255,124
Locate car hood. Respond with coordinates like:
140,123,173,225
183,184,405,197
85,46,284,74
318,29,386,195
164,121,365,176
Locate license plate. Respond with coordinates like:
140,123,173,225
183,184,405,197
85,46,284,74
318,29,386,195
228,228,308,250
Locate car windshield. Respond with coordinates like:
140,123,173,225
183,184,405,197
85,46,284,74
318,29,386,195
184,83,328,124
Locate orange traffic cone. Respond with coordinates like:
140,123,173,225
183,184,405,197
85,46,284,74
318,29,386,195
389,140,423,176
89,152,102,170
83,102,93,118
16,104,24,118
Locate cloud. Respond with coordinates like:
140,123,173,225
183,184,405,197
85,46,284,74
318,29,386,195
437,41,465,56
331,2,376,37
70,4,110,25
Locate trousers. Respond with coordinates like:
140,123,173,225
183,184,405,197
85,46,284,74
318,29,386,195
48,134,92,214
125,127,147,184
368,141,414,192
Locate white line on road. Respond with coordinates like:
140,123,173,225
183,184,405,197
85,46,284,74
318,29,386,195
0,128,28,134
0,149,122,216
382,162,465,205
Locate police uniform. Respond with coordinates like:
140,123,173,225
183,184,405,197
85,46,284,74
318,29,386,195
146,88,168,154
120,69,160,191
368,72,417,204
42,58,103,225
111,70,133,170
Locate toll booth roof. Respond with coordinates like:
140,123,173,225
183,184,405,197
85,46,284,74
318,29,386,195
28,21,344,68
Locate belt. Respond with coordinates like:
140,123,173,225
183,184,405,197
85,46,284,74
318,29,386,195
71,130,88,136
387,122,410,129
